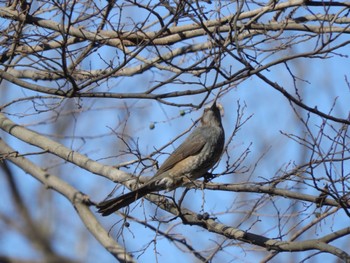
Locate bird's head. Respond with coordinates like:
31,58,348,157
201,101,224,126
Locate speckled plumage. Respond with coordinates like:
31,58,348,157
97,102,225,216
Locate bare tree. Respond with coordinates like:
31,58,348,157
1,0,350,262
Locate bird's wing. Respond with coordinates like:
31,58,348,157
154,131,206,176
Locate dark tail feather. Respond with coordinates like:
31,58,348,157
96,186,150,216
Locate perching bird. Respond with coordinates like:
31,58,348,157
97,101,225,216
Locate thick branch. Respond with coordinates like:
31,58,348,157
0,139,135,263
202,182,349,208
0,113,129,183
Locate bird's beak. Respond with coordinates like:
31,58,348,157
212,101,224,117
210,101,217,110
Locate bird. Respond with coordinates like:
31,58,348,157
97,101,225,216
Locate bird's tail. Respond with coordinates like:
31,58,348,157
96,186,151,216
